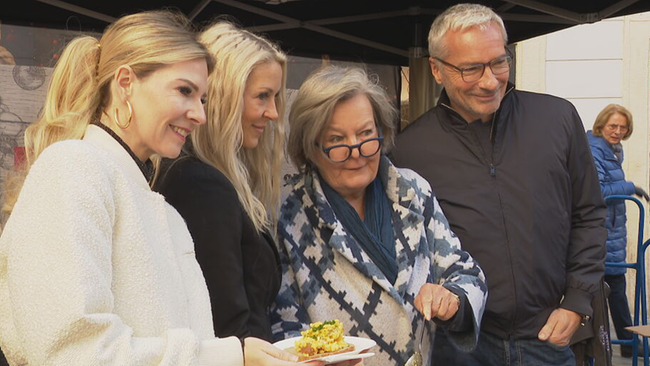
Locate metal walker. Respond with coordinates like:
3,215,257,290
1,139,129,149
605,195,649,366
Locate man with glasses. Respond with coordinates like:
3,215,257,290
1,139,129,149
391,4,606,365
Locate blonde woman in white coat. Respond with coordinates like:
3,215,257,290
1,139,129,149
0,11,311,366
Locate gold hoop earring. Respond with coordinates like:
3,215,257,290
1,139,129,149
113,100,133,129
126,100,133,125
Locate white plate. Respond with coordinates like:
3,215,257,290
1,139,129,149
274,336,377,364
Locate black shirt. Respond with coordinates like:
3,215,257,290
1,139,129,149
154,155,281,341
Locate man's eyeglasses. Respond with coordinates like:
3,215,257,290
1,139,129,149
604,124,629,133
319,137,383,163
433,55,512,83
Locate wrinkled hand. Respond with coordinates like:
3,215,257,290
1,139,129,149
537,308,582,346
634,186,649,201
414,283,460,321
244,337,324,366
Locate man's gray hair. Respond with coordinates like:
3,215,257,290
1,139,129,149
428,3,508,58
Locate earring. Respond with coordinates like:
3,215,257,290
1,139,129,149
113,100,133,129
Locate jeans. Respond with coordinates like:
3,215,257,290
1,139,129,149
604,274,635,348
432,328,575,366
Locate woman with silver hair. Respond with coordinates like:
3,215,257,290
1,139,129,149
271,65,487,366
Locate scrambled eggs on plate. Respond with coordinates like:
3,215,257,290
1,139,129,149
294,320,354,359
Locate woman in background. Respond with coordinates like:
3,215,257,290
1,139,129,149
155,21,286,341
0,11,304,366
588,103,648,358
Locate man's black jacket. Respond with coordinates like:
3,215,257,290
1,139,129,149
391,84,607,339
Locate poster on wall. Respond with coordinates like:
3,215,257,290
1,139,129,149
0,23,98,193
0,64,50,181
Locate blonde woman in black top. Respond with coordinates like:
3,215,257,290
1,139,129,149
155,21,286,342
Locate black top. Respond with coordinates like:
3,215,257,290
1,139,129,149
391,85,606,339
154,155,281,341
91,121,154,181
468,119,494,164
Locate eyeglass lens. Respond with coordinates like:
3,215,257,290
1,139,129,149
605,124,628,132
327,138,381,162
462,56,512,82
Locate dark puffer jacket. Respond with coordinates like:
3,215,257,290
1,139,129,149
587,130,635,276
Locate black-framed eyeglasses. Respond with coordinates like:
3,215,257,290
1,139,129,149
319,136,384,163
433,54,512,83
604,123,629,133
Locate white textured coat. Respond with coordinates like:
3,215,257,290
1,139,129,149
0,125,242,366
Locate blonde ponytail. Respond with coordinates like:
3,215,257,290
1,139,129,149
2,37,101,219
2,10,211,220
27,37,102,167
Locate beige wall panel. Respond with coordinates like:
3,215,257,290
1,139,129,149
546,20,623,60
546,60,622,98
515,36,546,93
568,98,623,131
622,18,650,269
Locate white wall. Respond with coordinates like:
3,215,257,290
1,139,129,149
516,11,650,205
518,19,626,130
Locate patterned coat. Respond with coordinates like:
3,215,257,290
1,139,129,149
271,156,487,366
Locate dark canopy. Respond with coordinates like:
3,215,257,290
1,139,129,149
4,0,650,65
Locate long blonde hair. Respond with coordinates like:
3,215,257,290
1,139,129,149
2,11,211,218
193,21,287,232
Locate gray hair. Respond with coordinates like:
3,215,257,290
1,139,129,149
288,66,397,171
428,3,508,58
